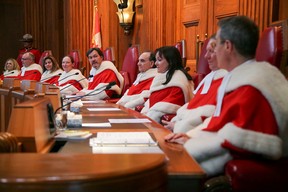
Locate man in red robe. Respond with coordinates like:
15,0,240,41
77,48,124,100
117,51,157,109
18,52,42,81
165,16,288,176
162,35,227,132
17,34,41,67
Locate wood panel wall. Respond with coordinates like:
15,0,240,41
0,0,286,76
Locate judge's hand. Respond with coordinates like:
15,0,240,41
162,120,175,131
164,133,190,145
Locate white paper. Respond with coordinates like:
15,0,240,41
81,100,105,104
89,132,157,146
108,118,151,123
82,123,111,127
92,146,164,154
87,108,121,111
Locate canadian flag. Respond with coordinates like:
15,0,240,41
91,6,102,49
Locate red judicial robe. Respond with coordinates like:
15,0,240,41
40,69,63,84
184,60,288,176
57,69,88,95
116,68,157,109
141,70,194,123
81,61,124,100
173,69,227,133
0,70,21,80
18,64,42,81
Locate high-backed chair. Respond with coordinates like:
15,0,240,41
175,39,187,68
204,21,288,192
103,47,116,64
193,38,211,88
120,45,140,89
39,50,52,67
0,132,20,152
69,49,86,75
256,26,283,68
106,45,139,103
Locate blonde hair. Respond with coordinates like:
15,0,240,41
4,58,20,71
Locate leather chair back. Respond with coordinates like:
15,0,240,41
103,47,115,63
256,26,283,69
39,50,52,67
121,45,139,88
193,38,211,88
69,50,86,74
175,39,187,67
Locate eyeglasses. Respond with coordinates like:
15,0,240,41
21,58,31,61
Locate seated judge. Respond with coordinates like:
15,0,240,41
40,55,63,84
18,52,43,81
141,46,194,123
57,55,88,95
165,16,288,177
77,48,124,100
116,51,158,109
0,58,21,80
17,34,41,67
162,35,227,132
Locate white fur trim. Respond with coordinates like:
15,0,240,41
4,70,20,77
21,63,43,74
173,105,216,133
124,97,145,109
144,102,181,123
225,61,288,156
183,132,232,176
218,123,282,159
90,61,124,91
150,70,194,102
133,68,158,84
41,69,63,82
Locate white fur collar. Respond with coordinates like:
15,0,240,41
150,70,194,102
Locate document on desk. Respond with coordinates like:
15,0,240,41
87,108,121,111
81,100,105,104
108,118,151,123
82,123,111,127
92,146,163,154
90,132,163,154
90,132,156,146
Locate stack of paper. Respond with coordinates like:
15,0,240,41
89,132,163,154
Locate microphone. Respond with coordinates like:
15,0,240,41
54,81,116,115
4,71,15,76
57,72,79,84
41,73,62,82
59,77,87,92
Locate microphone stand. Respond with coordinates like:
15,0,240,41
54,83,113,115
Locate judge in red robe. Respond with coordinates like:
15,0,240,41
165,16,288,176
57,56,88,95
141,46,194,123
0,58,21,80
40,55,63,84
18,52,42,81
163,36,227,133
117,51,157,109
77,48,123,100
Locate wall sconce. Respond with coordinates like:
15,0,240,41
113,0,135,35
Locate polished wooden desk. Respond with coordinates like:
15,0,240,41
0,153,167,192
58,102,206,191
0,98,206,192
